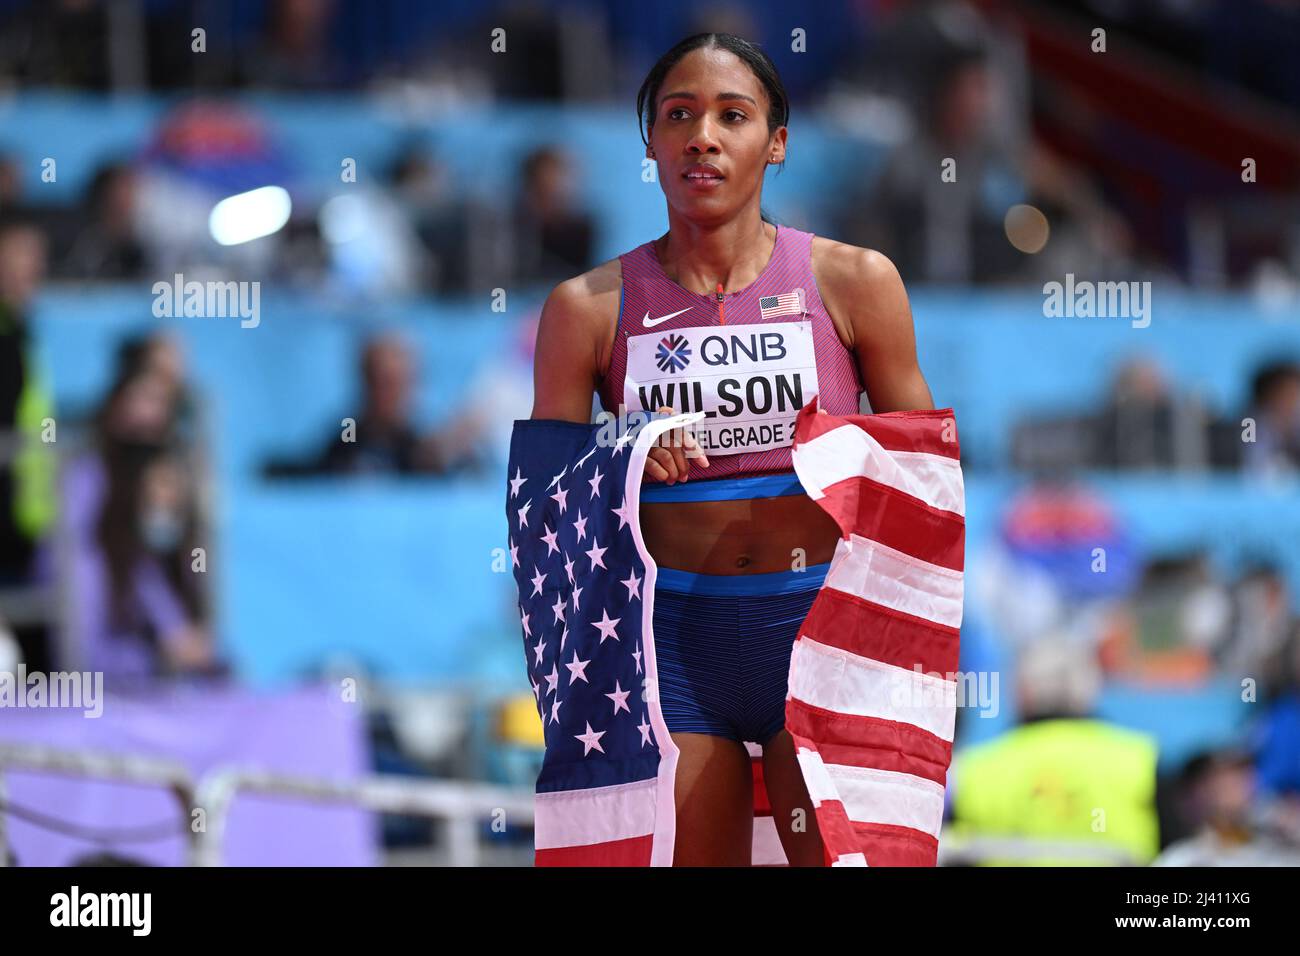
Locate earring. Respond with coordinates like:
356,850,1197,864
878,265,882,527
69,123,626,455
648,147,656,158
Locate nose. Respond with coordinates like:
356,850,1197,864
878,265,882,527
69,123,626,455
685,115,721,155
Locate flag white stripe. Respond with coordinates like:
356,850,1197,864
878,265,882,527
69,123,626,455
624,410,707,866
825,533,964,629
823,763,947,837
534,778,659,850
794,422,965,516
798,749,945,839
751,815,789,866
796,746,839,807
788,638,958,742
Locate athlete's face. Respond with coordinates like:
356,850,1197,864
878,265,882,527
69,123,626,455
647,47,786,220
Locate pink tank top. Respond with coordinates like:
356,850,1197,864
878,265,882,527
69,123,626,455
597,224,864,482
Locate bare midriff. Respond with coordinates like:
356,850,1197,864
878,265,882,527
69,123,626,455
639,492,842,575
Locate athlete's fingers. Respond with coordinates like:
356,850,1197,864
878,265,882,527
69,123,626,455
654,405,690,480
645,446,676,483
682,425,709,468
652,406,688,482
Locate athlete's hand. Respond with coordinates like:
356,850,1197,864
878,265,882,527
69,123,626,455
645,405,709,484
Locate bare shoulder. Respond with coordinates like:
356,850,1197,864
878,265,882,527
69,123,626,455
544,256,622,315
811,236,905,304
536,256,622,361
531,258,624,420
810,237,912,350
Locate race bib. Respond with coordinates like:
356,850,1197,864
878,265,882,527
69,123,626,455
622,320,818,455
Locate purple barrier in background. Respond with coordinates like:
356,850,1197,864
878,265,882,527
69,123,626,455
0,682,376,866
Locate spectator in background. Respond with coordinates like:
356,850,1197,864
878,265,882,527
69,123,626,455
62,349,217,683
0,218,57,586
1253,629,1300,801
0,154,24,215
1098,551,1230,685
1242,360,1300,478
1154,748,1300,866
1093,357,1210,470
317,334,430,475
387,144,486,295
0,0,112,89
104,332,209,623
1219,561,1298,686
837,33,1027,284
268,333,485,478
949,638,1162,865
61,161,147,280
240,0,345,91
111,332,198,445
510,146,594,287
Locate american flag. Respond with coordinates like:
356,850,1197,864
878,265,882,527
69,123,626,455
759,288,805,320
506,400,964,866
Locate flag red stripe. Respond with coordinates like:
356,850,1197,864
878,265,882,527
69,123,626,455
794,406,961,459
752,757,774,816
786,698,954,787
817,475,966,571
535,834,653,866
802,586,961,675
847,821,940,866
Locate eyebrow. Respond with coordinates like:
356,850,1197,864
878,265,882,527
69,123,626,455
659,91,759,108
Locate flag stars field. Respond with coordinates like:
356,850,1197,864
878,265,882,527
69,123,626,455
592,608,620,643
607,681,632,715
620,570,641,600
575,722,606,756
565,652,591,684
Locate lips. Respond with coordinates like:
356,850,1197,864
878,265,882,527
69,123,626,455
686,163,728,189
683,163,724,180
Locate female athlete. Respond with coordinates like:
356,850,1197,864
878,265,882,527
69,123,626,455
530,32,935,866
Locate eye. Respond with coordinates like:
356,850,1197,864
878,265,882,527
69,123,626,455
667,107,689,121
724,109,747,122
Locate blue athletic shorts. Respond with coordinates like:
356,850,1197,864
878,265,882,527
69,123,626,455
651,561,832,745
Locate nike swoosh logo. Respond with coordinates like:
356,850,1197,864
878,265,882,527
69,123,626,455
642,307,693,327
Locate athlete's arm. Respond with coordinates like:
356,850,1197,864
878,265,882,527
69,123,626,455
815,242,935,414
529,270,704,482
530,277,603,423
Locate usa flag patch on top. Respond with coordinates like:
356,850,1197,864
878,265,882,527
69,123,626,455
759,288,805,320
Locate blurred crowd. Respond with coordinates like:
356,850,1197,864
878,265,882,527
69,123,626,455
946,635,1300,866
1012,355,1300,478
950,482,1300,865
1,0,1298,293
0,132,596,297
0,210,498,688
